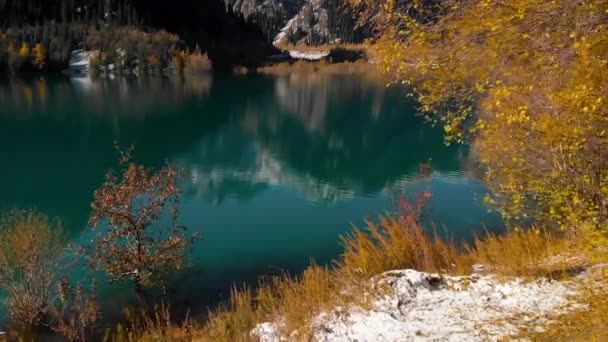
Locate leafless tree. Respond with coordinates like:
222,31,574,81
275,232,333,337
0,210,65,332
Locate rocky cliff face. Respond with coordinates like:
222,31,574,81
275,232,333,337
225,0,364,46
223,0,306,41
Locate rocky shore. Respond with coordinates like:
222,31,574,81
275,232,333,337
252,268,596,341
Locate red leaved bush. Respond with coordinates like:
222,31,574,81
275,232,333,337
87,146,199,291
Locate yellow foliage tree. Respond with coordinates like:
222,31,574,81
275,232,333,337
183,46,213,75
33,43,46,70
18,42,30,58
147,55,160,69
357,0,608,231
171,49,188,72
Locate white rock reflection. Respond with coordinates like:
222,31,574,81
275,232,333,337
273,74,386,134
183,144,355,205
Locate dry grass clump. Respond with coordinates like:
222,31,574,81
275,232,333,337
339,215,461,280
200,288,259,342
255,265,336,330
525,266,608,341
183,49,213,75
107,304,197,342
201,264,338,341
465,228,589,279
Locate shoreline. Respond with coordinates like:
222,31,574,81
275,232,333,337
0,44,376,78
252,267,596,341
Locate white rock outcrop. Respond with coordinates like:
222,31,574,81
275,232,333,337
287,50,330,60
68,49,91,74
253,269,586,341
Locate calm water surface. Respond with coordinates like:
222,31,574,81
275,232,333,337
0,74,501,320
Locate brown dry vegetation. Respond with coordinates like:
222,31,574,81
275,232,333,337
256,60,377,76
0,210,65,333
182,49,213,76
102,208,601,342
257,43,375,76
527,270,608,341
107,304,196,342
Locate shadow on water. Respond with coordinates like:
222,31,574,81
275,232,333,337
0,74,503,327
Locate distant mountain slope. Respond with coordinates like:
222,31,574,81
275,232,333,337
224,0,365,46
223,0,306,41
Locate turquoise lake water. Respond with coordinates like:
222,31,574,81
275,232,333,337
0,74,502,321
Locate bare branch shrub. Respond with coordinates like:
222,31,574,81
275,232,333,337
51,278,99,342
0,210,65,332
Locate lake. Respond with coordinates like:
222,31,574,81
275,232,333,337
0,74,501,321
